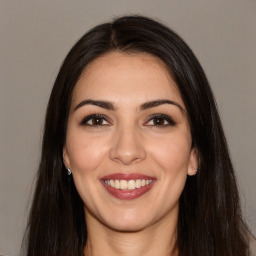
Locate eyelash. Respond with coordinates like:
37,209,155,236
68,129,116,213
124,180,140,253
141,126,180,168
145,114,177,127
80,113,176,127
80,114,110,126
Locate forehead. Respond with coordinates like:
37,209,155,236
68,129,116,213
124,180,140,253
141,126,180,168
72,52,184,109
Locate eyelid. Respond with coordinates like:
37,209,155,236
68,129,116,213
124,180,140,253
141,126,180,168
79,113,176,127
144,113,177,126
80,114,111,126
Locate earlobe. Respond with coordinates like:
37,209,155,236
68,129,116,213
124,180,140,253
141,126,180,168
187,148,199,176
63,145,71,169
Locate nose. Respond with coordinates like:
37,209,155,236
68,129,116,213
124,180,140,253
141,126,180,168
109,125,146,165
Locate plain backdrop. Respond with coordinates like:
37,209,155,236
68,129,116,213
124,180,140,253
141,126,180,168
0,0,255,255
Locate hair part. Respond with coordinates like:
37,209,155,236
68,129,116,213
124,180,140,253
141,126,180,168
24,15,252,256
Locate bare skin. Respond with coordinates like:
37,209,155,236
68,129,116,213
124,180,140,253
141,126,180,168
63,52,198,256
84,209,178,256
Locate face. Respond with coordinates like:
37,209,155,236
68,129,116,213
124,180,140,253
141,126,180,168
63,52,198,232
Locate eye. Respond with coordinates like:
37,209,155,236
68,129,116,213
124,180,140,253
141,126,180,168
80,114,110,126
145,114,176,127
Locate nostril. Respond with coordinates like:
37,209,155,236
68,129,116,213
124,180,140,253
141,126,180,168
109,139,146,165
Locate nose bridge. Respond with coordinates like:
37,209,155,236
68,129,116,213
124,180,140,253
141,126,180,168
110,122,145,165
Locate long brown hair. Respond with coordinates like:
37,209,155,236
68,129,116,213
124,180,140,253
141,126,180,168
23,15,252,255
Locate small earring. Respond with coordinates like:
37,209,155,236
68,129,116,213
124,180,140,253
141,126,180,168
192,166,197,175
67,168,72,176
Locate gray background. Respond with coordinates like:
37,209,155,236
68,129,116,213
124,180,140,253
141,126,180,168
0,0,255,255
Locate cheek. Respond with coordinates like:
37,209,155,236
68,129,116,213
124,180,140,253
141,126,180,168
66,132,109,207
149,133,192,173
66,130,109,174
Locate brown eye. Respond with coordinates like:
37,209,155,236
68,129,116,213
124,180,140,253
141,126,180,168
80,114,110,126
91,117,104,125
145,114,176,127
152,117,166,126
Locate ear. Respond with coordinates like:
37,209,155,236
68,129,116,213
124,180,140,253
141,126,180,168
187,148,199,176
63,144,71,169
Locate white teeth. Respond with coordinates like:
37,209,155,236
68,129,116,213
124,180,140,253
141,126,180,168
114,180,120,189
135,179,142,188
120,180,128,189
127,180,136,190
146,180,150,185
104,179,153,190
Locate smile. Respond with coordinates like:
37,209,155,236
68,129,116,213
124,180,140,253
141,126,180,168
104,179,153,190
101,173,156,200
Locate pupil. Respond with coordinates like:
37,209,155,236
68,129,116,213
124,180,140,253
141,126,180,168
154,118,164,125
93,118,102,125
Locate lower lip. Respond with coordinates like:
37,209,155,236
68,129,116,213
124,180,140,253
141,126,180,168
101,181,155,200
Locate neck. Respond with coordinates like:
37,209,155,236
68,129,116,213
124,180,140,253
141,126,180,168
84,210,179,256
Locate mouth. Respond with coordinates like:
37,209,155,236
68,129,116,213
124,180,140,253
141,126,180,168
101,173,156,200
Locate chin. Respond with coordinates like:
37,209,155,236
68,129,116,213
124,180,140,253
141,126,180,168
103,210,151,232
107,220,148,232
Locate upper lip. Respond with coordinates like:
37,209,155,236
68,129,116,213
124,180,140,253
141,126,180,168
101,173,156,181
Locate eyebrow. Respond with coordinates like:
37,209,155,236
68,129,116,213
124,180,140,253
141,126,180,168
74,99,115,112
73,99,184,113
139,99,184,113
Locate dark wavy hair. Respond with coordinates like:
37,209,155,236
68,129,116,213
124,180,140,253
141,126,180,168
23,15,252,255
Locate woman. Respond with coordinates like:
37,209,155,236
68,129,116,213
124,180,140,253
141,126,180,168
24,15,254,255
